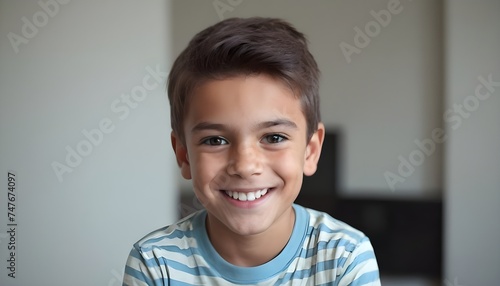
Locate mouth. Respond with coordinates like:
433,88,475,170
222,188,271,202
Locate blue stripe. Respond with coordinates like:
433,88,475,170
169,279,201,286
124,265,154,286
342,250,377,277
347,270,380,286
132,246,221,279
311,223,364,242
273,257,349,285
130,247,165,270
139,244,195,257
163,259,220,278
140,227,195,246
302,239,358,258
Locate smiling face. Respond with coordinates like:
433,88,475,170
172,74,324,238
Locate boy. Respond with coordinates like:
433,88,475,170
123,17,380,285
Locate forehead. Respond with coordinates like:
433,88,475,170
184,75,306,130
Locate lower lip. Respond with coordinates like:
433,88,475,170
222,189,273,208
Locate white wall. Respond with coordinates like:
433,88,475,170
172,0,443,197
0,1,177,285
444,0,500,284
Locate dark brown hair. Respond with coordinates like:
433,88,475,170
168,17,320,142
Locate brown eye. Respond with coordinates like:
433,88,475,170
202,137,228,145
264,134,286,144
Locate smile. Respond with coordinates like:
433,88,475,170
224,188,269,202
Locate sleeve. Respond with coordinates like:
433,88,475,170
336,236,381,286
122,246,167,286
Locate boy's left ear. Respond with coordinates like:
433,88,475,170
303,123,325,176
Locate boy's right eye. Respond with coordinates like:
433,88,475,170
201,137,228,146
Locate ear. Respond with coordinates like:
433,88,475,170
303,123,325,176
171,132,192,180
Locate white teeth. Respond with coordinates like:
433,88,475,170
224,188,269,202
238,192,247,201
247,192,256,201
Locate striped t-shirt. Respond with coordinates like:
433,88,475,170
123,204,380,286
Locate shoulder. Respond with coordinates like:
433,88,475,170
133,210,200,254
301,205,368,245
297,205,380,285
295,205,375,266
123,211,212,285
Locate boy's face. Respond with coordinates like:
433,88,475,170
172,75,324,237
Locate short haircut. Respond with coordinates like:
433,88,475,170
168,17,321,143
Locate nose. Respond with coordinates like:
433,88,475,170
226,144,263,178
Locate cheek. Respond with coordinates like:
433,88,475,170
191,153,227,187
270,149,305,178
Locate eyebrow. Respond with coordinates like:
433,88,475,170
191,119,298,133
191,122,226,133
257,119,298,130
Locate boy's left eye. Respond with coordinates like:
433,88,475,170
263,134,286,144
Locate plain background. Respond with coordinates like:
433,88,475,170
1,0,499,285
0,1,177,285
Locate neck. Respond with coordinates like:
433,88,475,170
206,207,295,267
